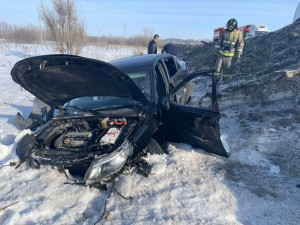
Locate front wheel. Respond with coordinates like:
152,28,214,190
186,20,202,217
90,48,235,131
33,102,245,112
146,138,165,155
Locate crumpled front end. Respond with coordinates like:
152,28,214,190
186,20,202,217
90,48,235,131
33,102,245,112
16,116,137,184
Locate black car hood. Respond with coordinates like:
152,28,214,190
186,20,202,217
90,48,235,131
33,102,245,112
11,55,149,108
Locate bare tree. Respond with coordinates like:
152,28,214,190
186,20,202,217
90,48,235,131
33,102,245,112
39,0,86,55
124,28,155,47
142,28,155,40
0,21,42,44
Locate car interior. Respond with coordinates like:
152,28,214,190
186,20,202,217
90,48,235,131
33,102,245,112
126,69,151,100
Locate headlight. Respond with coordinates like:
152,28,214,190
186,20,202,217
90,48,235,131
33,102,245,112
84,141,133,184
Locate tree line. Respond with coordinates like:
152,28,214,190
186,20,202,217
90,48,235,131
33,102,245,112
0,22,163,50
0,0,165,54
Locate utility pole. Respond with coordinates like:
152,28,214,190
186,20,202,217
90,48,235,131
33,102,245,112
38,16,43,44
123,22,126,39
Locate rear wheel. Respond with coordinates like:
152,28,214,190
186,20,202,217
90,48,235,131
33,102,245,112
146,138,165,155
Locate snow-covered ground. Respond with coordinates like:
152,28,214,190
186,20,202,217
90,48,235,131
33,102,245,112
0,44,299,225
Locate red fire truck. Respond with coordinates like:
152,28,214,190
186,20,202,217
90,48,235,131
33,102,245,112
213,27,224,42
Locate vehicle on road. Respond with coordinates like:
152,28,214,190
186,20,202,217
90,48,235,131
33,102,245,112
238,24,269,38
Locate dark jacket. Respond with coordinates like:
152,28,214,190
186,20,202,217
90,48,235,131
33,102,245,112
148,40,157,54
161,43,177,56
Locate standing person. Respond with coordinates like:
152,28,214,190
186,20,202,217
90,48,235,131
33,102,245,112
161,42,178,56
243,25,251,39
214,18,244,82
147,34,159,54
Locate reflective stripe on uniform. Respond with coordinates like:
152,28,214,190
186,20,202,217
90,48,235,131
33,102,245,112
215,44,220,48
218,50,234,57
223,40,235,45
214,72,221,76
237,48,243,52
223,74,230,77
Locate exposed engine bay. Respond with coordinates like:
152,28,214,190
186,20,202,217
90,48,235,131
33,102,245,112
30,117,136,167
50,118,126,149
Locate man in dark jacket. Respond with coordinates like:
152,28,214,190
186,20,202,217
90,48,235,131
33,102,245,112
148,34,159,54
161,42,177,56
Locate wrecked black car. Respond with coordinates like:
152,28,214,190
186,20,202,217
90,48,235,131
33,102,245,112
11,54,229,185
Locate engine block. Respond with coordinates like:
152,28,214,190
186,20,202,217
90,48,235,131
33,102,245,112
59,131,93,148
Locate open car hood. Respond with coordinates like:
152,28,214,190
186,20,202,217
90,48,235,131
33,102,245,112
11,55,149,108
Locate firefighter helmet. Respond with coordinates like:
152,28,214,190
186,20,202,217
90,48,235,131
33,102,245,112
226,18,238,29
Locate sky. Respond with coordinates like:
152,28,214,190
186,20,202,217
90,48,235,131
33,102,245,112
0,0,299,40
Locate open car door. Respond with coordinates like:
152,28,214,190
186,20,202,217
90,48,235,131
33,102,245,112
164,70,229,157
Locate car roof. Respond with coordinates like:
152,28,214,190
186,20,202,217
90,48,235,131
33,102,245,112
110,54,172,71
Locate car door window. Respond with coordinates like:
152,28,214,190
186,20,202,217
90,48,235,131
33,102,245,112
155,61,170,97
158,60,171,84
162,57,178,77
170,72,218,113
174,58,181,71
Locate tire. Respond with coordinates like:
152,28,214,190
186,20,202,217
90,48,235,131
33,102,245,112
147,138,165,155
